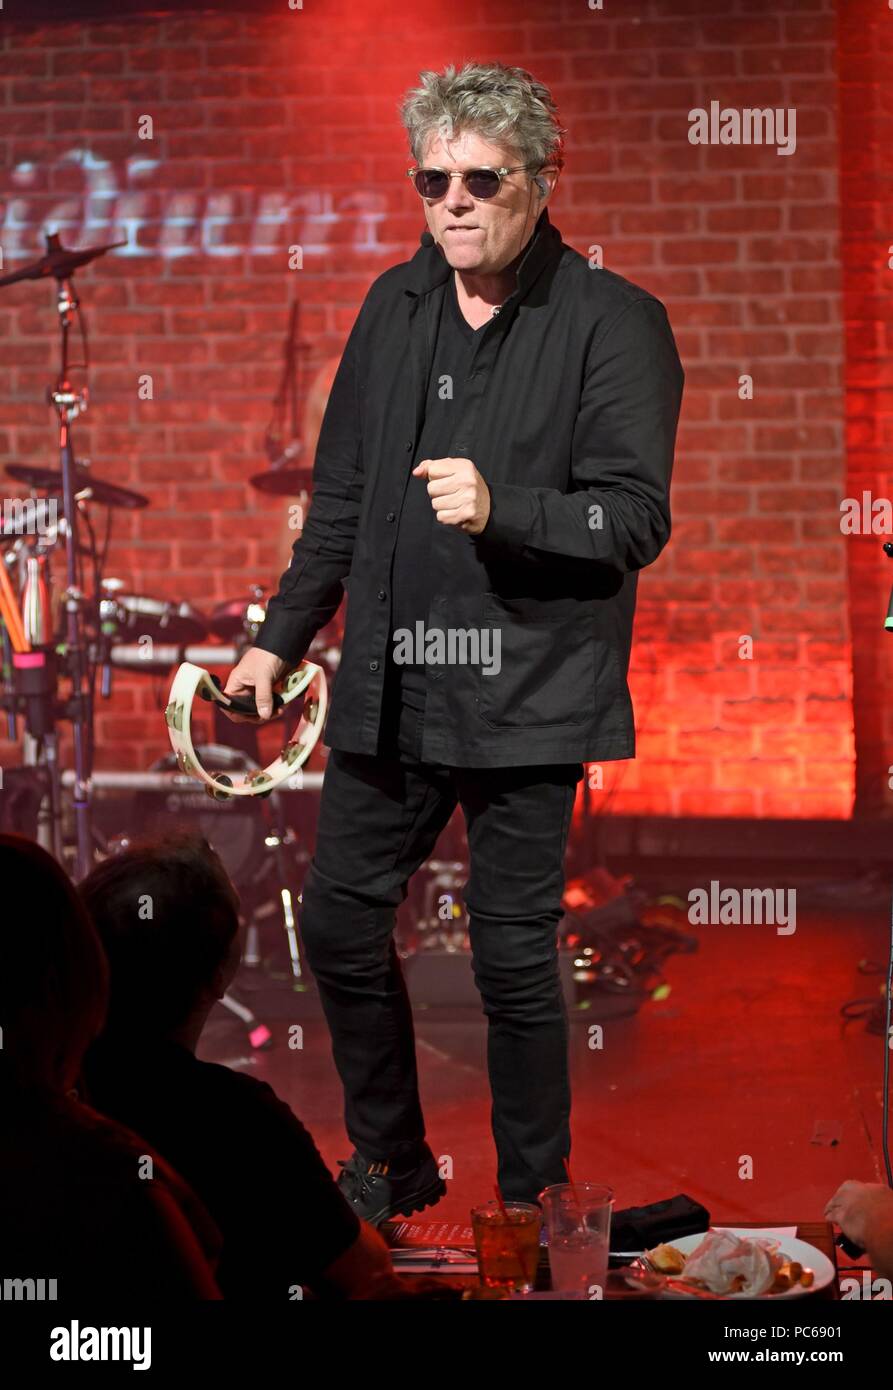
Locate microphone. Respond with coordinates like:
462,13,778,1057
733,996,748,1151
420,230,435,247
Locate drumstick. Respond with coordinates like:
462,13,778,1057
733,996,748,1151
0,562,28,651
0,559,29,652
0,593,26,653
0,587,27,653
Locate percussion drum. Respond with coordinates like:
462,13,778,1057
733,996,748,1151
99,584,209,646
208,594,267,645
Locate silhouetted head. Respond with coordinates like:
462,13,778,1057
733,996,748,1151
0,833,108,1095
79,833,241,1038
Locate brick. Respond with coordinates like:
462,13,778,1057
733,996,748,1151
761,791,851,817
0,4,856,819
677,791,759,816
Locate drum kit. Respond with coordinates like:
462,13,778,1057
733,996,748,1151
0,230,469,1011
0,231,340,994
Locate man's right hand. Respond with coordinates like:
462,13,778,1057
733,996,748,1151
222,647,289,722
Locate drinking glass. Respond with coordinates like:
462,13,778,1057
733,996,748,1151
540,1183,614,1299
471,1200,542,1293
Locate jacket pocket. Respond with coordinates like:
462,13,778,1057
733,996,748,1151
477,593,595,729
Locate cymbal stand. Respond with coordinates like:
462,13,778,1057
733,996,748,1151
48,275,94,879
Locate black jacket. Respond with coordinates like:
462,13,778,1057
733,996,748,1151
255,208,684,767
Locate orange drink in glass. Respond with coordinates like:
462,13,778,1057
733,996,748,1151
470,1200,541,1293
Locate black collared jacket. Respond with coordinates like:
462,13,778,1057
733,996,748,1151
254,208,684,767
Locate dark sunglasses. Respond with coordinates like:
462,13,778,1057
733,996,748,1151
407,165,535,200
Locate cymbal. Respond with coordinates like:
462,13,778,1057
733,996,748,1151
249,466,313,497
6,463,149,511
0,232,127,289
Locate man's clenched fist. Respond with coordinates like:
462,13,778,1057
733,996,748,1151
413,456,491,535
223,647,288,722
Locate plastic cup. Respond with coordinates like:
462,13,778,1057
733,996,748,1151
539,1182,614,1299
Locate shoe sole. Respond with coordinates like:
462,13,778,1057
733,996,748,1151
366,1177,448,1227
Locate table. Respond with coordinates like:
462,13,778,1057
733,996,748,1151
601,1222,839,1302
396,1220,840,1299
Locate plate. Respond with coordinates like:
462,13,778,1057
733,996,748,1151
658,1229,835,1300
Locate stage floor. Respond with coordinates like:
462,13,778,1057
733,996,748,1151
199,903,890,1236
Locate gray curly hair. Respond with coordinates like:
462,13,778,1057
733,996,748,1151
399,62,567,175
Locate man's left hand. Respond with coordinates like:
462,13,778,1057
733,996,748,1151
413,457,491,535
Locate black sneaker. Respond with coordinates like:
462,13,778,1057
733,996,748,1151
336,1147,447,1226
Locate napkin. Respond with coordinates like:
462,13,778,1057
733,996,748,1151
681,1229,785,1296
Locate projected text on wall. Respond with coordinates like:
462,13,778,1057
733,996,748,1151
1,150,390,260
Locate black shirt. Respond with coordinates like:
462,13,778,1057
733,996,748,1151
83,1034,361,1300
254,208,685,768
385,272,485,715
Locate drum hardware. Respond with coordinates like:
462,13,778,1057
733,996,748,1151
208,587,267,647
255,821,306,982
0,230,127,291
394,805,473,962
0,763,48,838
98,581,209,646
3,507,97,561
60,767,325,792
249,296,313,499
110,641,241,671
104,635,341,675
399,858,469,959
249,465,312,498
5,462,149,513
215,992,272,1051
0,232,128,877
0,241,336,1007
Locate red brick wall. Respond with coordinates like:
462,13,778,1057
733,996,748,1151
0,0,856,816
838,0,893,816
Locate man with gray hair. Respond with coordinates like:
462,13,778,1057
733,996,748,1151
226,62,684,1223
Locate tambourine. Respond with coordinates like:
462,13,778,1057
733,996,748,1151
164,660,327,799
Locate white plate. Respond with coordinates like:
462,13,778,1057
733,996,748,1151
658,1229,835,1300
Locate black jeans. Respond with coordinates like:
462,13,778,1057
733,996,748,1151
300,698,583,1202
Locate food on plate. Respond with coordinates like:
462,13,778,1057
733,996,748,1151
771,1260,814,1292
644,1230,814,1297
647,1243,686,1275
